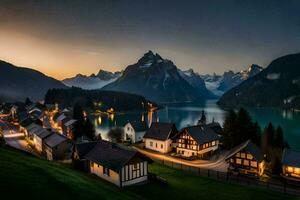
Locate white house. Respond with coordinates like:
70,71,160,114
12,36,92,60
123,121,148,143
143,122,178,153
73,140,151,187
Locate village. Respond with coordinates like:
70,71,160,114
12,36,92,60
0,100,300,193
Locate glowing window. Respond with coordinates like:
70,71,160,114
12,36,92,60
247,154,253,160
243,160,249,166
295,168,300,174
236,158,242,164
241,153,246,158
250,161,257,168
287,166,294,173
212,141,216,146
236,153,240,157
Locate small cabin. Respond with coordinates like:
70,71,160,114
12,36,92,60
73,141,151,187
226,140,265,176
143,122,177,153
62,118,76,138
282,149,300,181
44,133,73,160
175,125,220,158
123,121,148,143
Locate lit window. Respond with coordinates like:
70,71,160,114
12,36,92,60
236,153,240,157
236,158,242,164
241,153,246,158
287,166,294,173
247,154,253,160
212,141,216,146
250,161,257,168
243,160,249,166
294,168,300,174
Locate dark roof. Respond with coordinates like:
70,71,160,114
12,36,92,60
143,122,177,141
75,141,98,159
184,125,220,145
20,118,34,127
44,133,69,148
226,140,264,162
126,121,148,132
83,140,150,171
282,149,300,168
35,129,52,139
205,122,223,135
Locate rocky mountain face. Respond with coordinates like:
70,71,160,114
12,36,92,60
0,60,67,102
218,52,300,109
201,64,263,96
62,69,121,90
103,51,215,103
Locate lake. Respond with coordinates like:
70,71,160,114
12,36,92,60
92,100,300,150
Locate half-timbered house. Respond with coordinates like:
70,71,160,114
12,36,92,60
226,140,265,176
175,125,220,158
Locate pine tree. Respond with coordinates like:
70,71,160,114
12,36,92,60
274,126,284,149
84,118,95,140
222,109,237,149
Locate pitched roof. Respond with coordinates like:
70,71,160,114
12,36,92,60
143,122,177,141
83,140,150,171
75,141,98,158
35,129,52,139
64,119,77,127
56,114,66,122
226,140,264,162
205,122,223,135
126,121,148,132
282,149,300,168
184,125,220,145
44,133,69,148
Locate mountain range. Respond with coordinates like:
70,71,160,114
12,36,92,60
62,70,121,90
0,60,67,102
218,52,300,109
102,51,215,103
201,64,263,96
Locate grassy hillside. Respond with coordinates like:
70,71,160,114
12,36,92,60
0,146,297,200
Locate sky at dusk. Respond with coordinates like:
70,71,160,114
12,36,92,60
0,0,300,80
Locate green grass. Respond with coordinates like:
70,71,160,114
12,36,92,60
0,146,298,200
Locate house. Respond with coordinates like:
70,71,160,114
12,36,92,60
61,117,76,137
73,140,151,187
123,121,148,143
33,128,52,152
282,149,300,181
24,123,41,138
44,133,73,160
175,125,220,158
143,122,178,153
226,140,265,176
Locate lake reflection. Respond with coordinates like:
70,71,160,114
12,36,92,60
91,100,300,150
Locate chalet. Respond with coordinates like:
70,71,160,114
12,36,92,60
124,121,148,143
73,140,151,187
226,140,265,176
175,125,220,158
33,128,52,152
282,149,300,181
143,122,177,153
44,133,73,160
